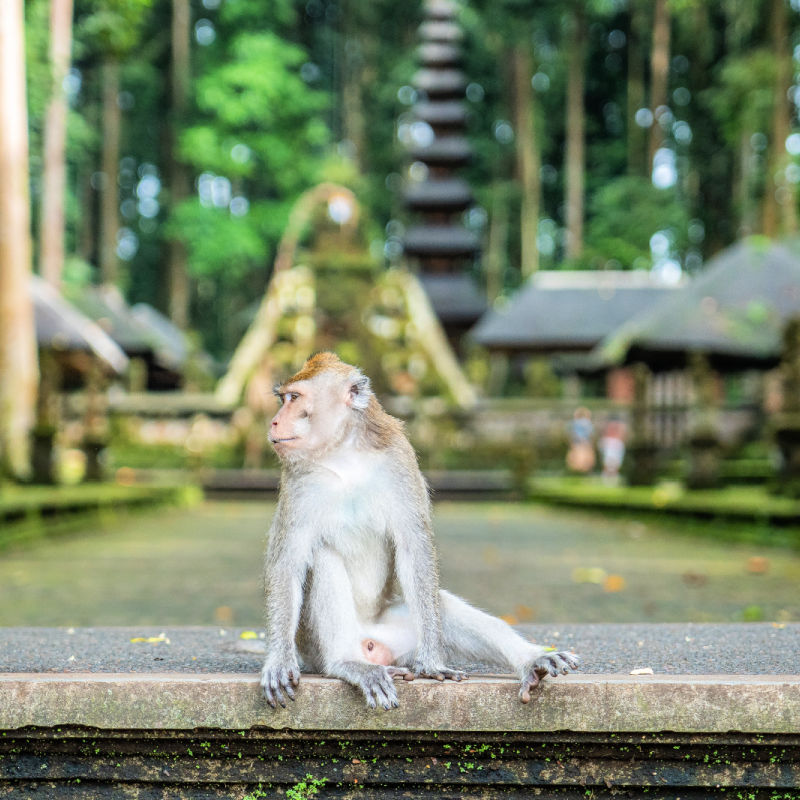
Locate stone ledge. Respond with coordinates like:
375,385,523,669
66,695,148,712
3,672,799,734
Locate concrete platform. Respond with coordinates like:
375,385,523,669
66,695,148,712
2,625,799,797
2,622,796,675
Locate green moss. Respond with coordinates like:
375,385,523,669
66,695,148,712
285,774,327,800
529,477,800,545
0,483,201,551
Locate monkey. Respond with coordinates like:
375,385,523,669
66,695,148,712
260,352,578,710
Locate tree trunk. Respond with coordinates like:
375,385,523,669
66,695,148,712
564,5,587,260
510,44,540,279
167,0,192,328
737,130,756,236
485,183,509,303
647,0,671,171
98,58,121,285
0,0,39,478
340,0,366,171
763,0,796,237
38,0,74,288
627,0,648,176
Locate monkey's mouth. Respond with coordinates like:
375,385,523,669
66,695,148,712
269,436,299,445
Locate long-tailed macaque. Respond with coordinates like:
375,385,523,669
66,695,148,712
260,353,578,709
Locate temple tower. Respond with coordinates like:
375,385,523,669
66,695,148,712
401,0,486,346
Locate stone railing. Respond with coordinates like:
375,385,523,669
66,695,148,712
2,623,798,798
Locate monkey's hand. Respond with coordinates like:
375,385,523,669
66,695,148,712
519,651,580,703
409,660,467,682
260,658,301,709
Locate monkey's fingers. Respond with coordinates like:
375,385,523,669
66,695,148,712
272,682,287,708
361,671,399,710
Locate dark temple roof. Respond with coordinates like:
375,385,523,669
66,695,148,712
471,271,681,352
594,237,800,371
32,277,129,373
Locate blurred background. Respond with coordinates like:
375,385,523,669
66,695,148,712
1,0,799,629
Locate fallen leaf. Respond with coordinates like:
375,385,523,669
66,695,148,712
130,633,170,645
571,567,607,585
630,667,654,675
214,605,235,624
239,630,259,640
681,571,708,587
746,556,769,574
603,574,626,593
514,604,535,622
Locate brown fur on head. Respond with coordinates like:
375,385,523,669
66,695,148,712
269,353,405,457
282,352,354,386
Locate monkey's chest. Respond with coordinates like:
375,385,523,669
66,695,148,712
316,486,394,614
313,459,391,535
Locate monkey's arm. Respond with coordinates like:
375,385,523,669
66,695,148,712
260,513,311,708
389,502,464,682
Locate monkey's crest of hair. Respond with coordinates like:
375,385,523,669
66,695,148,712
283,352,406,451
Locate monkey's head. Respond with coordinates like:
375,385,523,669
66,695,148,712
269,352,373,459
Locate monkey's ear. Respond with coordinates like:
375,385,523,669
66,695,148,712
347,374,372,410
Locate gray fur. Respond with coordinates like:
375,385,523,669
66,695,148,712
260,362,578,709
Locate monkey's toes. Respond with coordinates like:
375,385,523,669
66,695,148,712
387,667,413,680
519,667,547,704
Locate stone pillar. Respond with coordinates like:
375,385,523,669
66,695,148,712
82,357,109,482
625,363,658,486
686,352,721,490
31,349,60,485
773,317,800,496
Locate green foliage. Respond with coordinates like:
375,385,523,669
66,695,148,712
78,0,154,58
168,30,329,289
166,199,268,280
21,0,800,361
705,49,775,147
285,774,327,800
571,176,690,270
24,0,50,127
187,33,327,184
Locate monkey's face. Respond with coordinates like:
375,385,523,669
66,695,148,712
269,373,353,458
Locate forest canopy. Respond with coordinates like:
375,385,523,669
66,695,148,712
21,0,800,356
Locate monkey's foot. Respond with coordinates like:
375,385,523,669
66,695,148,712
519,651,580,703
387,666,416,681
352,664,400,710
409,663,467,682
260,661,301,708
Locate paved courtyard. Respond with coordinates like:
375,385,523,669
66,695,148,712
0,501,798,627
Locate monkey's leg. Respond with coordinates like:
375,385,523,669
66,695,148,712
438,590,579,702
305,547,406,710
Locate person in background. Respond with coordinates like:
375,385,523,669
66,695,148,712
599,416,626,483
566,407,595,473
